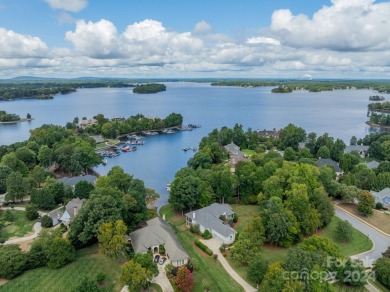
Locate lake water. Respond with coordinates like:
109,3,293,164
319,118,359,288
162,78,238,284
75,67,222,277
0,82,382,207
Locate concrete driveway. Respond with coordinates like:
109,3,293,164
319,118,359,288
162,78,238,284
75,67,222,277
151,261,174,292
335,207,390,266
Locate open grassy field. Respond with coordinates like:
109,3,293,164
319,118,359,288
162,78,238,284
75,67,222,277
242,149,256,157
0,210,35,242
337,203,390,235
0,245,123,292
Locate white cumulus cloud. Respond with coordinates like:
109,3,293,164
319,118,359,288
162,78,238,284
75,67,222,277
44,0,88,12
193,20,213,34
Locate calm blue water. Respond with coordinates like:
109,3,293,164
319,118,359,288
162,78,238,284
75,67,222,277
0,82,382,206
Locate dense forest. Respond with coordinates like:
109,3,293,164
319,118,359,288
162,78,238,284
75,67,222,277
212,80,390,93
0,81,134,101
133,83,166,94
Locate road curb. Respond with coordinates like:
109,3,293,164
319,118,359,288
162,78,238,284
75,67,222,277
334,205,390,237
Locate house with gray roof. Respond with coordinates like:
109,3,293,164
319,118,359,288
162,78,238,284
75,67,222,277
60,198,84,226
186,203,236,244
371,188,390,210
366,160,380,169
224,142,248,169
59,175,97,189
128,217,189,267
317,158,342,174
47,208,63,226
344,145,369,158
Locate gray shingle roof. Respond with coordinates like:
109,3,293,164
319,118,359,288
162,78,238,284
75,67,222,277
65,198,84,219
59,175,97,187
371,188,390,208
48,208,63,220
366,160,379,169
317,158,342,173
344,145,369,153
128,217,189,262
224,142,243,157
186,203,236,238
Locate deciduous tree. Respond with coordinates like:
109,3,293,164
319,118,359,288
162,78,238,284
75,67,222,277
98,220,127,258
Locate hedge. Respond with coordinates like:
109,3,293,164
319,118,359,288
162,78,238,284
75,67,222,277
194,239,213,256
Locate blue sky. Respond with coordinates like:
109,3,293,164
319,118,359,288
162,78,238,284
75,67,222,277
1,0,390,78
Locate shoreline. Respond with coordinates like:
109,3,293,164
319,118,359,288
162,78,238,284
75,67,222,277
0,118,33,125
365,121,390,130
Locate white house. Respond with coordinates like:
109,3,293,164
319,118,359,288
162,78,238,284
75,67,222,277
186,203,236,244
371,188,390,210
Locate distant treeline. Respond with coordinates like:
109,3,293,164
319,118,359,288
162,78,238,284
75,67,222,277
0,81,134,101
271,86,293,93
133,83,166,94
0,110,20,122
211,80,390,93
83,112,183,139
369,95,385,101
368,113,390,126
368,101,390,112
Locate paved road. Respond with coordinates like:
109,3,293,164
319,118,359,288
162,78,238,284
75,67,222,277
335,207,390,266
201,238,257,292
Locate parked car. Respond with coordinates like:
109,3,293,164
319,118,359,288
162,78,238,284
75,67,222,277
159,257,166,265
154,255,160,263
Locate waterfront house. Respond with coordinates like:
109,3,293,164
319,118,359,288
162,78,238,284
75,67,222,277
128,217,189,267
317,158,342,174
371,188,390,210
79,118,98,129
256,128,280,139
344,145,369,158
60,198,84,226
224,142,248,169
47,208,63,226
59,175,97,189
185,203,236,244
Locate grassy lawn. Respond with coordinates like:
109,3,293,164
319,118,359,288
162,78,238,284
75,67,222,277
231,204,260,233
161,204,244,292
242,149,256,157
0,245,123,292
333,282,368,292
0,210,35,241
337,203,390,235
321,216,373,257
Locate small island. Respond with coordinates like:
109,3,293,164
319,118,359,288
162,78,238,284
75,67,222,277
369,95,385,101
271,86,293,93
133,83,166,94
0,110,32,124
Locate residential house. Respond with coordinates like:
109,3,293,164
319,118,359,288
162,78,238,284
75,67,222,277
128,217,189,267
59,175,97,189
317,158,342,174
186,203,236,244
224,142,247,168
60,198,84,226
47,208,63,226
79,118,98,129
344,145,369,158
256,128,280,139
371,188,390,210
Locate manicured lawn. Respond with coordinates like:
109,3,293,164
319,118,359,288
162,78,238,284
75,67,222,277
177,231,244,292
231,204,260,233
242,149,256,157
0,210,35,241
0,245,123,292
337,203,390,235
321,216,373,257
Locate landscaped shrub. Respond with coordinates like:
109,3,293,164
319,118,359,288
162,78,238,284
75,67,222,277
203,230,212,239
3,209,14,222
0,245,27,279
376,202,384,210
96,272,106,284
233,214,238,223
25,204,39,220
189,223,200,235
374,258,390,289
248,195,258,205
41,215,53,228
159,244,166,255
194,239,213,255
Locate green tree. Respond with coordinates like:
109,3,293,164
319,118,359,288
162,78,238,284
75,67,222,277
98,220,128,258
74,180,95,199
0,164,12,193
15,146,36,169
278,124,306,150
330,139,346,161
5,171,29,202
30,187,55,210
72,277,100,292
374,258,390,289
187,151,213,169
350,136,357,146
25,204,39,220
106,166,132,192
260,262,286,292
0,245,27,279
381,140,390,160
283,147,296,161
247,255,269,285
336,259,367,286
29,165,46,187
1,153,28,176
231,234,257,264
309,188,334,227
133,253,159,278
339,153,360,172
317,146,330,159
357,190,374,216
26,240,48,269
121,260,150,291
169,175,202,212
45,237,76,269
335,220,353,242
37,145,53,167
41,215,53,228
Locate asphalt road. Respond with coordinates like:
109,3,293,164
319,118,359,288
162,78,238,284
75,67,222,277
335,208,390,266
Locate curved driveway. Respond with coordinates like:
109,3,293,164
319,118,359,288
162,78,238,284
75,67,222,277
335,207,390,267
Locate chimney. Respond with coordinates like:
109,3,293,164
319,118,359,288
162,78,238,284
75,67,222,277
73,206,78,218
